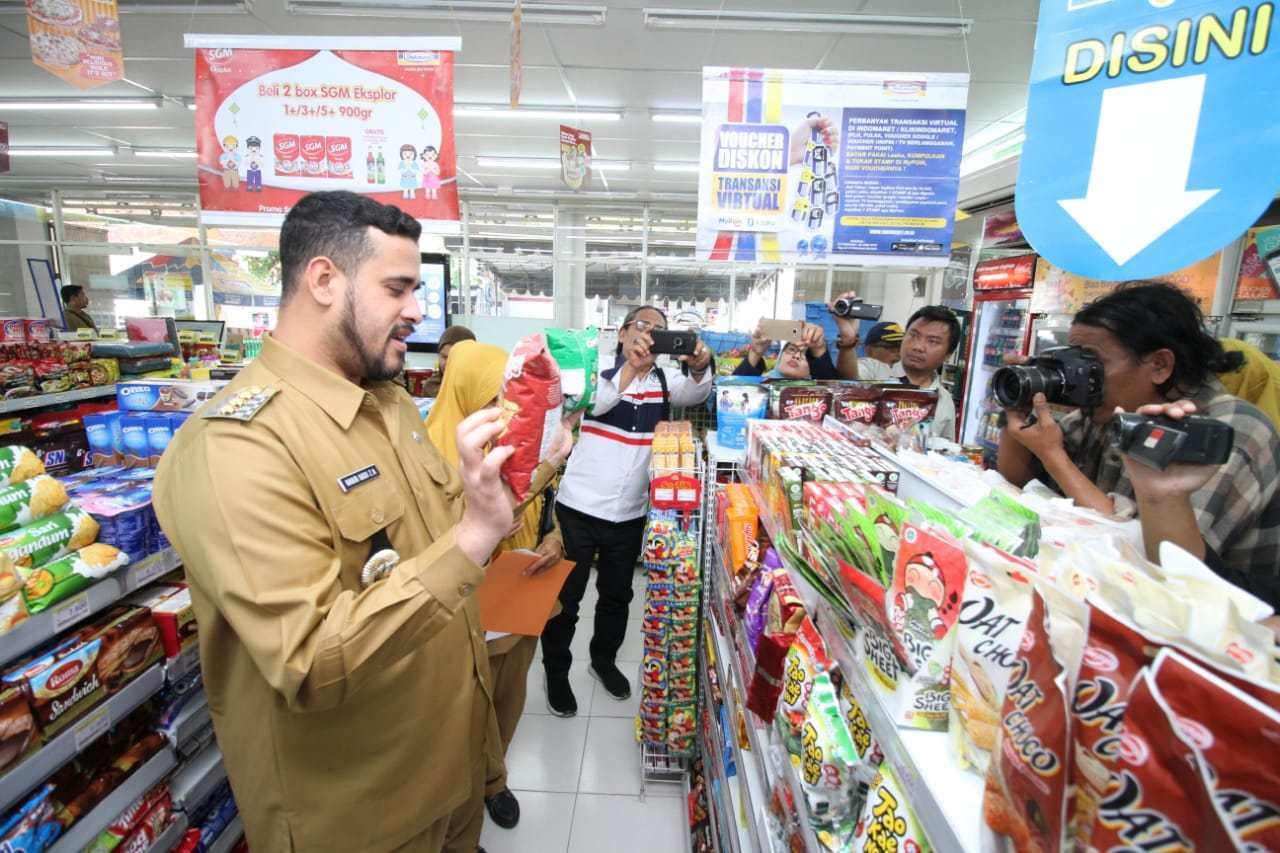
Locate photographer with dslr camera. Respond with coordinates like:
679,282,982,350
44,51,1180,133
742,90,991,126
996,282,1280,605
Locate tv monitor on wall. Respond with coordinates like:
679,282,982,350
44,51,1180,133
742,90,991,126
407,253,451,352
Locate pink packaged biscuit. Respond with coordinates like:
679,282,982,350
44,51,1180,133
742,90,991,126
0,319,27,343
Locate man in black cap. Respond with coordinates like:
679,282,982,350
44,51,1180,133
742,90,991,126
856,321,904,381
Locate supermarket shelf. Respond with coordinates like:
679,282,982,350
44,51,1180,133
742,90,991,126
0,548,182,668
699,656,743,853
867,444,967,513
49,746,178,853
206,815,244,853
170,743,226,812
0,384,116,415
0,664,164,814
147,814,189,853
816,598,982,853
163,690,210,751
164,644,201,683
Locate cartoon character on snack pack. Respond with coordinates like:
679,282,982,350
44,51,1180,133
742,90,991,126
893,552,949,641
243,136,263,193
219,135,241,189
398,144,419,200
420,145,441,199
873,512,900,574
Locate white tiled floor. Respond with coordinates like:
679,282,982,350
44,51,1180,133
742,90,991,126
481,577,688,853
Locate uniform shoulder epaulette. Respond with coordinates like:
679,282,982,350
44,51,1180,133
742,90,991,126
201,385,280,422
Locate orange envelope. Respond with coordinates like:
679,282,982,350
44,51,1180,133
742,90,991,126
475,549,576,637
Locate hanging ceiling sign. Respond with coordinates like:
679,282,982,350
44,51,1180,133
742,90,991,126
1017,1,1280,280
560,125,591,190
184,34,461,230
28,0,123,88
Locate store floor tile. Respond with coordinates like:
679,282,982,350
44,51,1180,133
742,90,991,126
588,665,642,719
523,659,595,718
567,793,686,853
578,716,679,798
502,713,589,794
479,790,576,853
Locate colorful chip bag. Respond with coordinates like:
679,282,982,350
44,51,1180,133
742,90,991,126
497,333,564,502
853,763,930,853
798,671,860,847
544,326,598,413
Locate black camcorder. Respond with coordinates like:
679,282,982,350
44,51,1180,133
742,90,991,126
831,297,883,321
992,346,1104,410
1109,413,1234,470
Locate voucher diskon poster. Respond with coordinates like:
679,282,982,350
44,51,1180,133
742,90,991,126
697,68,969,266
186,35,460,229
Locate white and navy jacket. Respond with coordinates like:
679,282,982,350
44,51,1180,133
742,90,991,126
557,357,713,523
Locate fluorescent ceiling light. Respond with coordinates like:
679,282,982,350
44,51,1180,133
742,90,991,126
456,105,622,122
959,132,1024,178
187,102,197,111
0,0,246,11
0,98,160,111
134,149,198,159
476,157,629,171
963,109,1027,155
472,232,555,241
653,163,700,173
10,147,117,157
643,8,972,36
287,0,605,25
651,112,701,124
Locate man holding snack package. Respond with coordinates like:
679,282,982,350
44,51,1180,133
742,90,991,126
831,292,959,441
732,321,838,380
154,191,570,853
996,281,1280,605
542,305,713,715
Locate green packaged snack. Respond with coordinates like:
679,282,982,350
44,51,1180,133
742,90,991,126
0,446,45,487
0,475,68,535
797,670,861,845
0,506,99,568
18,543,129,613
544,326,599,413
907,498,975,542
865,490,908,578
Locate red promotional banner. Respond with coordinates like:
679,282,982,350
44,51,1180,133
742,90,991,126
972,253,1038,291
188,36,460,228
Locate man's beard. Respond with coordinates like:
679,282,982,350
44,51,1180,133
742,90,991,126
337,288,402,382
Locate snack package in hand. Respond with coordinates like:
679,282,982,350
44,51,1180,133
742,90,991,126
950,541,1035,775
497,333,564,502
884,523,967,730
984,585,1086,853
1150,649,1280,849
544,326,598,413
1085,666,1238,852
853,763,931,853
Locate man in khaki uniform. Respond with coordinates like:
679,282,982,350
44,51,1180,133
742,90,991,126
154,191,564,852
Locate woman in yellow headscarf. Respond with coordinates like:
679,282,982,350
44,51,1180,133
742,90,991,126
423,338,562,831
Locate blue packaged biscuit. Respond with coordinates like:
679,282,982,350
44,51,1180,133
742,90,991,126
82,413,119,466
119,415,150,468
116,379,222,413
715,377,768,450
81,484,152,561
144,415,173,465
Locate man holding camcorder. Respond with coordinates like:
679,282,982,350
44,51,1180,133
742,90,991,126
995,282,1280,607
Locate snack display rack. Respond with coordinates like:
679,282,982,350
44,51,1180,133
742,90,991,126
146,813,188,853
640,429,706,791
0,385,117,416
170,744,227,814
205,815,244,853
47,746,177,853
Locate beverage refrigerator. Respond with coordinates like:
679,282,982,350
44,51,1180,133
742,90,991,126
958,254,1039,459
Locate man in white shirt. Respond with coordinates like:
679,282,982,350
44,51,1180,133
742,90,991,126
853,321,904,382
832,295,959,442
543,306,713,716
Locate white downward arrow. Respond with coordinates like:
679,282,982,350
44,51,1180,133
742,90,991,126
1058,74,1219,266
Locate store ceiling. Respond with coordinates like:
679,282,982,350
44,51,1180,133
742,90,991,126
0,0,1036,206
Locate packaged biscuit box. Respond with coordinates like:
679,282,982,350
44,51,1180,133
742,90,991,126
10,636,107,738
116,379,223,413
18,543,129,614
0,684,38,773
0,506,99,569
76,606,162,694
125,583,196,658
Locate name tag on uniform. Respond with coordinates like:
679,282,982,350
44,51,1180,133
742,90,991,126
338,465,380,493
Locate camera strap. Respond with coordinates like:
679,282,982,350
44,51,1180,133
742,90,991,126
654,366,672,421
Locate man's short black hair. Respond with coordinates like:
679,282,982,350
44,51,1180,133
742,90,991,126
279,191,422,303
905,305,962,355
61,284,84,305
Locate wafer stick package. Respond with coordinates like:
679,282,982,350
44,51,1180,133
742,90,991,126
497,333,564,502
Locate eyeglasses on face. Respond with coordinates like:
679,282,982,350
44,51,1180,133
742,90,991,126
628,318,667,333
781,343,806,357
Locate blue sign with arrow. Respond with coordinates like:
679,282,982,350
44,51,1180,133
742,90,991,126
1016,0,1280,280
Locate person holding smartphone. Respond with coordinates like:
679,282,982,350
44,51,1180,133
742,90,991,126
733,321,838,380
542,306,713,716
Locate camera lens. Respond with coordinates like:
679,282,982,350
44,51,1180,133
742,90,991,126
991,364,1063,409
1108,413,1143,452
833,298,851,317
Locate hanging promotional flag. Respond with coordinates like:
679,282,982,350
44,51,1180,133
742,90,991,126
27,0,123,88
184,35,461,229
560,125,590,191
509,0,523,108
0,122,8,175
697,68,969,266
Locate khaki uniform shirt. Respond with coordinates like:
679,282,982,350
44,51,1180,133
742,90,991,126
154,335,515,852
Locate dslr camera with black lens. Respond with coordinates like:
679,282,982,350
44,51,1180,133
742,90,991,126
992,346,1104,410
831,297,883,321
1109,413,1234,470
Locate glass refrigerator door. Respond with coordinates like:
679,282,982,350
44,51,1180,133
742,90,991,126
961,296,1031,450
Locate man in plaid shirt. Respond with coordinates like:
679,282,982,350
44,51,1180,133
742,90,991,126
998,282,1280,608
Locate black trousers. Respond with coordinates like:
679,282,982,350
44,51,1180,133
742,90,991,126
541,502,647,679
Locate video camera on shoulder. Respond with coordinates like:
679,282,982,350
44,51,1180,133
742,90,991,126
830,297,883,321
1109,413,1234,470
992,346,1104,410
